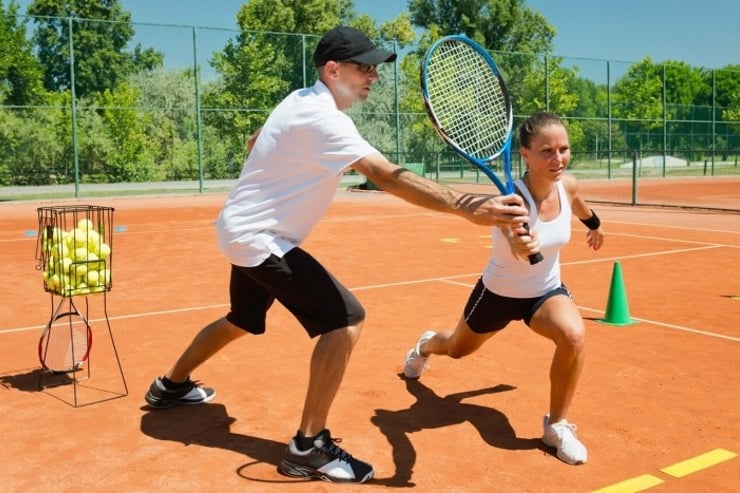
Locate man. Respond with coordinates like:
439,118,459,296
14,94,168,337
145,26,534,484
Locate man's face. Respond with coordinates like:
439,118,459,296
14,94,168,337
331,60,379,110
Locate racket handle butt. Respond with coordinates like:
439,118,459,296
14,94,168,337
528,252,544,265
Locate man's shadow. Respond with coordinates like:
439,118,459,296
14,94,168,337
371,374,547,487
140,404,295,484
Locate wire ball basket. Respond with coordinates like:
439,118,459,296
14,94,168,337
35,205,114,297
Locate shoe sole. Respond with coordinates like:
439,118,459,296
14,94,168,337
144,391,216,408
403,349,427,379
279,460,374,483
541,437,587,465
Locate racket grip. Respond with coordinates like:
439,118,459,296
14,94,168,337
521,223,544,265
528,252,544,265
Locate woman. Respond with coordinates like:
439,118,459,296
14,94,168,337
402,112,605,465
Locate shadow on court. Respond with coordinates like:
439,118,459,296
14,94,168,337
0,368,64,391
140,404,291,483
370,374,547,487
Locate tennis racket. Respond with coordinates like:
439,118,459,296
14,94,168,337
38,306,92,374
420,35,543,265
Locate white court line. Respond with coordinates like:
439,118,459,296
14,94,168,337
578,307,740,342
3,272,738,343
3,213,737,339
563,244,724,265
607,219,740,235
439,277,740,343
0,303,229,335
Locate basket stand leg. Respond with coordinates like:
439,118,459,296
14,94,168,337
38,293,128,407
101,290,129,398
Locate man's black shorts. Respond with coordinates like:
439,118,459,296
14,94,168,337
225,248,365,338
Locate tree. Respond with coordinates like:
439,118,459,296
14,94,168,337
204,0,411,160
0,0,45,105
407,0,561,131
408,0,554,54
96,82,157,181
27,0,162,97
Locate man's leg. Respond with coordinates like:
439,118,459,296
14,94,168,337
299,323,362,436
145,317,245,408
166,316,246,382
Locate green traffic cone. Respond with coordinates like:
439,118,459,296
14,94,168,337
597,261,637,326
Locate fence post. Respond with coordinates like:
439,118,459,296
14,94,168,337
68,17,80,198
632,151,638,206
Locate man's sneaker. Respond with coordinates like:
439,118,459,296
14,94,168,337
279,429,374,483
144,376,216,408
542,415,588,465
403,330,436,378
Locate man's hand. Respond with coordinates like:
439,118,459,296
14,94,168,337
459,193,530,228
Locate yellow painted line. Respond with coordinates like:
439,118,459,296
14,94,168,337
441,238,460,243
660,448,738,478
592,474,664,493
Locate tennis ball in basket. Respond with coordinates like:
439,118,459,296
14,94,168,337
85,230,100,251
50,242,70,260
78,218,95,231
98,243,111,260
46,274,60,290
59,256,74,274
74,247,89,261
86,269,100,286
71,228,89,247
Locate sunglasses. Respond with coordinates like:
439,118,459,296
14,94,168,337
340,60,378,75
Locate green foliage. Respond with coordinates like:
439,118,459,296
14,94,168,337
0,0,46,105
0,102,66,185
711,65,740,122
408,0,554,54
96,82,157,181
27,0,162,97
1,0,738,194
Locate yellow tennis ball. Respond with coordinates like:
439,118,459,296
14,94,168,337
77,218,95,231
98,243,111,260
50,242,70,260
86,230,100,252
63,231,74,249
72,228,89,247
86,269,100,286
74,247,89,261
59,256,74,274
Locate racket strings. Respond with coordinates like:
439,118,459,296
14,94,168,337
41,325,90,372
425,41,511,159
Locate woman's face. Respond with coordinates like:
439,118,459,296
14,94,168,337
520,123,571,181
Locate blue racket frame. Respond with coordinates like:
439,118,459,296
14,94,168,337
420,34,516,195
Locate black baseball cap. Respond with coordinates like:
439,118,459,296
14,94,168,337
313,26,397,68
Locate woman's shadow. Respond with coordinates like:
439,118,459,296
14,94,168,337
371,374,548,487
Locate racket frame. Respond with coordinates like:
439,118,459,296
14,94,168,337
420,34,515,195
421,35,543,265
38,300,93,374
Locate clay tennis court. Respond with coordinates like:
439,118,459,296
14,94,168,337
1,179,739,492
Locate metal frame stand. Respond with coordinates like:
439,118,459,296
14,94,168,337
35,205,127,407
38,292,128,407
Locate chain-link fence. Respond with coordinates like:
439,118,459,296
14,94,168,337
1,17,738,209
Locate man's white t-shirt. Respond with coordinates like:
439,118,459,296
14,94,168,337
216,80,379,267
